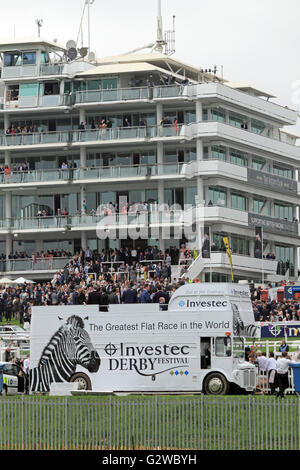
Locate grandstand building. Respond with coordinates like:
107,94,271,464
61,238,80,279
0,36,299,282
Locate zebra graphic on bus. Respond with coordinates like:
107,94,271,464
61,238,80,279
30,315,100,393
231,303,258,338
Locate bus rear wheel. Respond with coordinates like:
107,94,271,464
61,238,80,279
69,373,92,391
203,373,229,395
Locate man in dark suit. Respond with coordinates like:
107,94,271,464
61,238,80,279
108,288,120,304
121,283,137,304
87,286,101,305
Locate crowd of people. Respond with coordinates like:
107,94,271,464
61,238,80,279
251,285,300,322
246,340,300,397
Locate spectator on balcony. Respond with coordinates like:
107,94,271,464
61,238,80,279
241,120,248,130
106,118,112,129
162,116,172,126
123,118,131,127
78,122,86,130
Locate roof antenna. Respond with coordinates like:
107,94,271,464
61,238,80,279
154,0,167,53
35,19,43,38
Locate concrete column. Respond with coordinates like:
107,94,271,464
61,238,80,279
79,108,86,125
196,138,203,161
5,191,12,219
196,100,202,122
157,141,163,175
80,146,87,169
4,114,10,132
156,102,163,125
4,151,10,166
81,231,88,251
6,233,12,259
36,239,43,253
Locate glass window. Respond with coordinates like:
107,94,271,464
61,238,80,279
102,78,117,89
40,51,50,64
38,196,54,215
185,110,196,123
252,158,265,170
164,151,177,164
4,52,21,67
253,198,264,214
211,108,226,123
251,120,264,135
145,189,158,203
61,194,79,215
208,188,227,206
215,337,232,357
275,245,295,277
185,149,196,162
273,165,292,179
101,192,116,205
274,204,293,221
186,187,197,206
231,237,250,256
229,113,244,128
22,52,36,65
231,193,248,211
19,83,38,97
129,190,145,204
12,196,35,218
211,146,226,161
230,150,247,167
212,233,226,252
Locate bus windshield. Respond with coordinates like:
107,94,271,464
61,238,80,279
233,337,245,360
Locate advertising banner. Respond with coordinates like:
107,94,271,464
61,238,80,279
260,323,300,338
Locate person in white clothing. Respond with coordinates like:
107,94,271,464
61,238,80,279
267,352,278,395
276,351,292,398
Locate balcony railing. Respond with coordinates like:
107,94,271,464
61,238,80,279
0,131,69,147
0,257,71,273
0,125,182,148
0,163,185,185
39,64,65,76
72,85,185,105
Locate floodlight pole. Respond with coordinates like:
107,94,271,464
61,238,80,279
86,0,95,52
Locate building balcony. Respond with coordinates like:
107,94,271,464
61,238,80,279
0,125,184,150
184,252,279,280
190,83,297,125
0,257,71,276
195,122,300,162
0,163,186,187
70,84,187,106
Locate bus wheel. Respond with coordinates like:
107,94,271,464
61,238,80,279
69,373,92,391
203,373,229,395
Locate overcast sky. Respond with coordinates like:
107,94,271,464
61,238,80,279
2,0,300,129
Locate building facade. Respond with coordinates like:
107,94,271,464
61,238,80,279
0,37,299,282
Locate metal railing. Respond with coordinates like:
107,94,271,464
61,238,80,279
1,395,300,450
0,257,72,273
73,84,185,104
0,163,185,185
0,125,182,147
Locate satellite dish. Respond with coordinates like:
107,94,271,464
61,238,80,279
88,51,96,62
66,39,76,49
67,47,78,61
79,47,88,58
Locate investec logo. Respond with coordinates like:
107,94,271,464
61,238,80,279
178,299,228,309
104,343,190,376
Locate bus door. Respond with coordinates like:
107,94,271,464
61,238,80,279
200,338,211,369
212,336,232,369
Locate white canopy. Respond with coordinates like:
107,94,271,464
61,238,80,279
0,277,18,285
15,277,36,284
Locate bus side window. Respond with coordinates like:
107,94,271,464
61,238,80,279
215,337,232,357
200,338,211,369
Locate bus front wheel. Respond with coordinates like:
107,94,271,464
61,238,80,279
203,373,229,395
69,373,92,391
